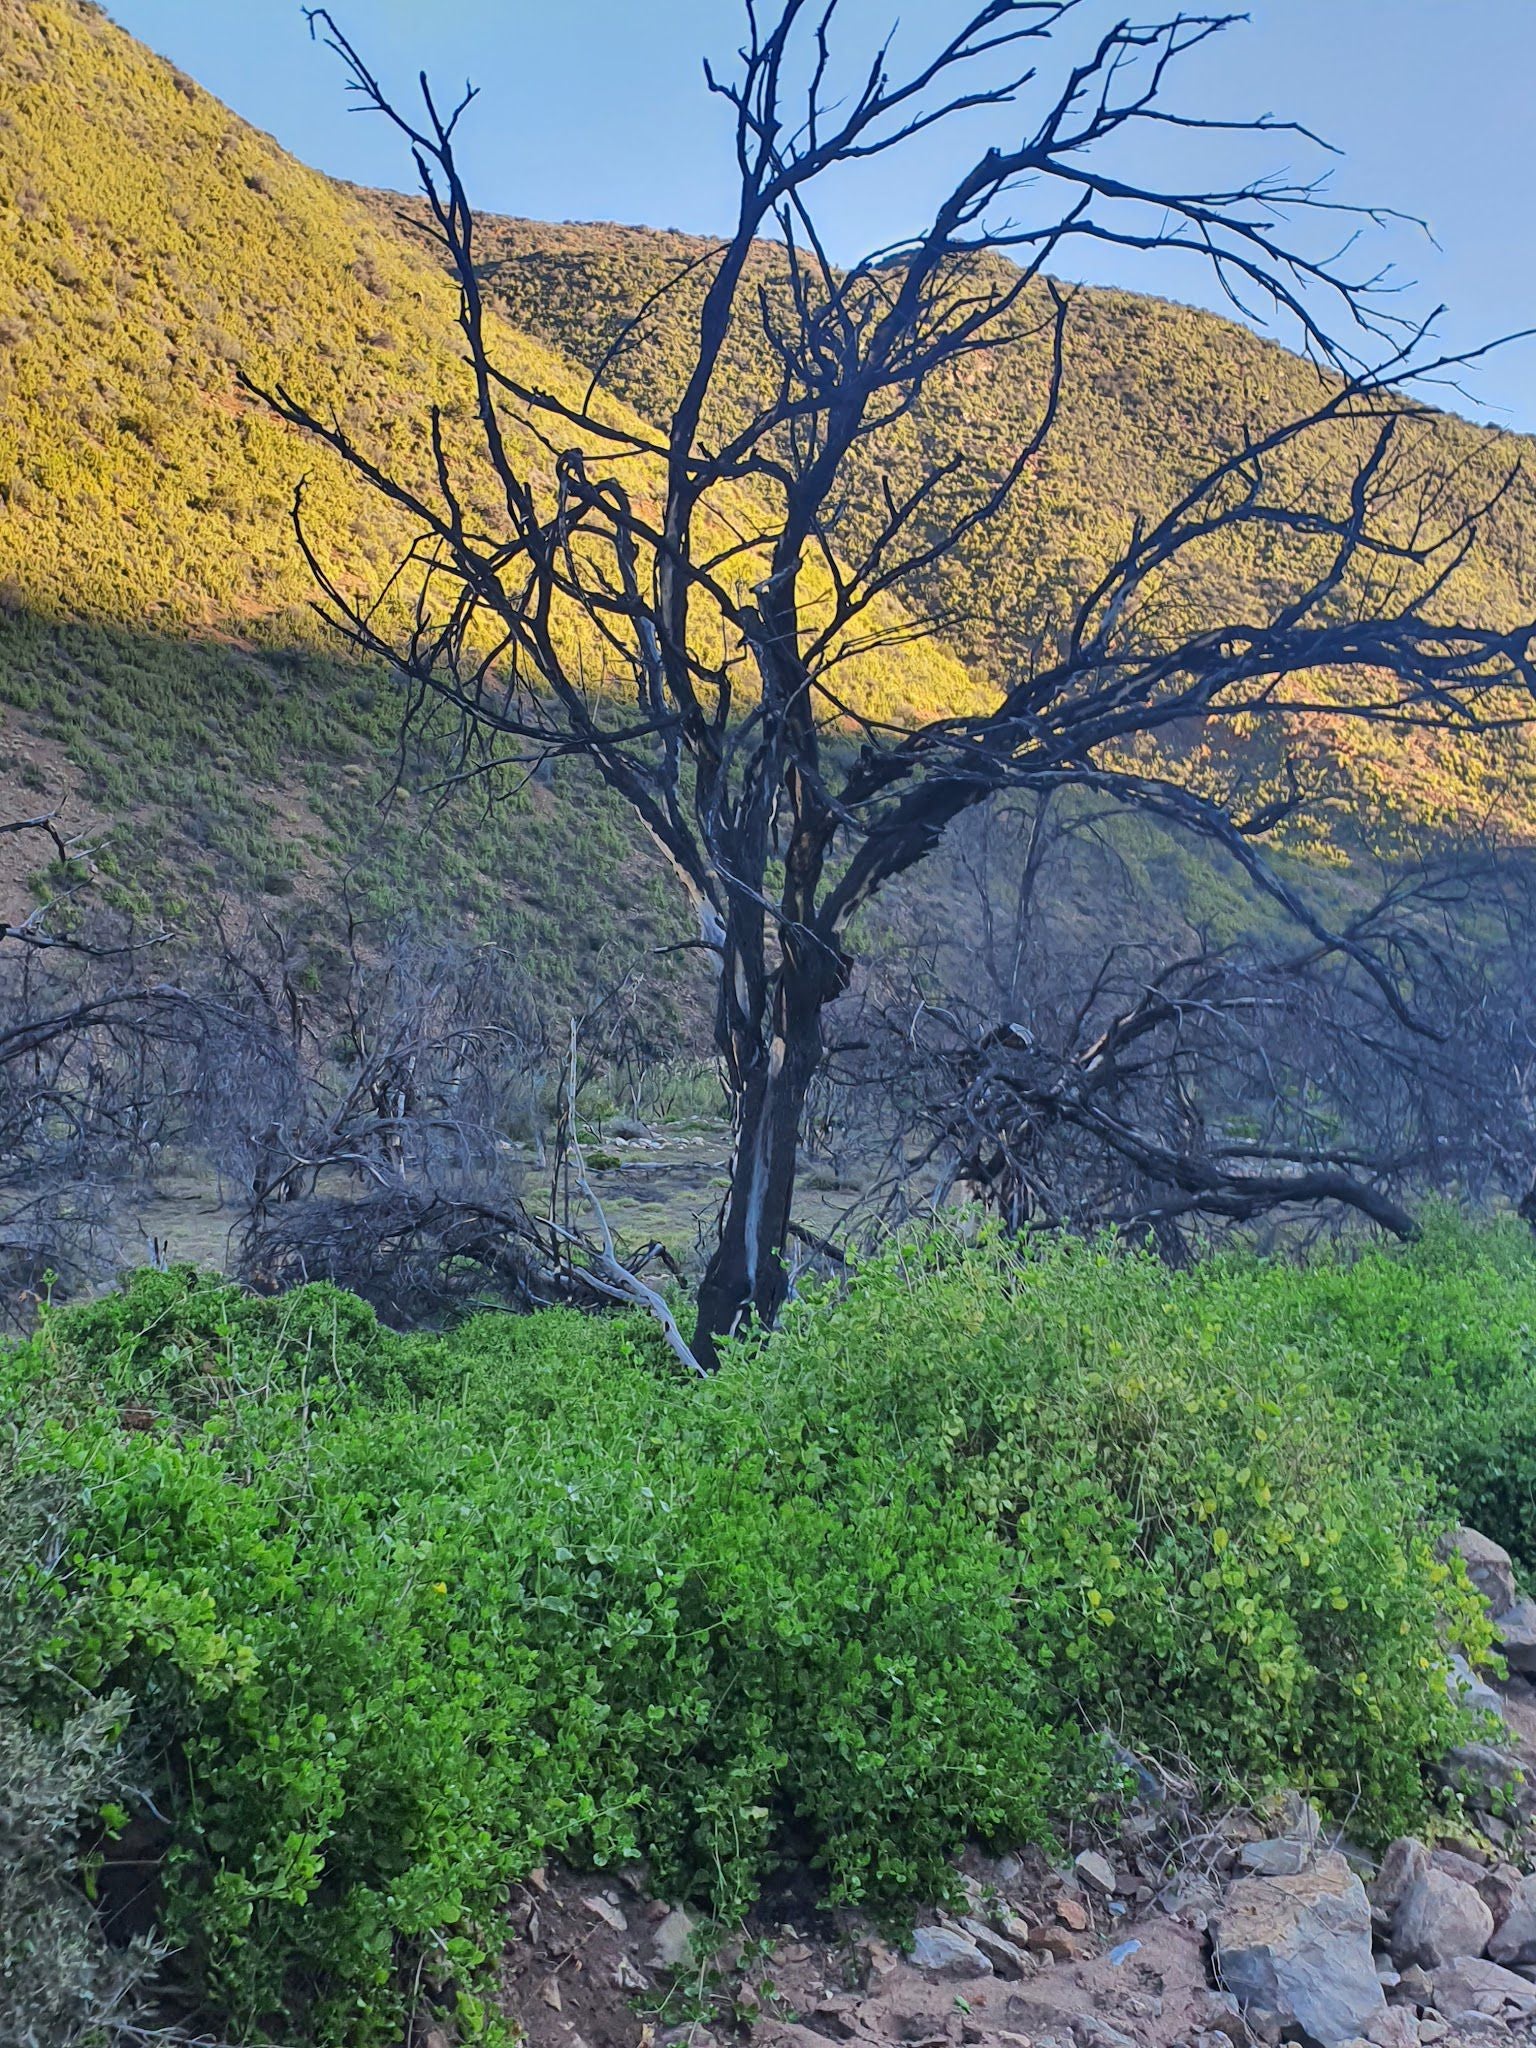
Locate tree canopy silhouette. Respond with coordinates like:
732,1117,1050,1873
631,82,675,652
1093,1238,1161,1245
254,1,1536,1359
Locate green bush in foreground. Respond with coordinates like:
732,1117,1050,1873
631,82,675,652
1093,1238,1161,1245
2,1228,1526,2045
0,1432,161,2048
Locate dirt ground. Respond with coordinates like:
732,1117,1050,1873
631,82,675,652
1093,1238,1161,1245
487,1844,1227,2048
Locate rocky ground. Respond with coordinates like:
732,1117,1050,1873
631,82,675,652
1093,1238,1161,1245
475,1525,1536,2048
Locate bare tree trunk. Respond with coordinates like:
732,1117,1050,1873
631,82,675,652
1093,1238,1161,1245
694,947,827,1362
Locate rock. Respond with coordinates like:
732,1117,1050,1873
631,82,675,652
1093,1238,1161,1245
1442,1531,1518,1619
1435,1828,1495,1865
1447,1655,1505,1724
1427,1956,1536,2019
1478,1867,1522,1927
1262,1794,1324,1857
958,1916,1033,1979
1437,1745,1534,1819
649,1906,700,1970
1495,1598,1536,1675
1240,2013,1286,2048
1374,1843,1432,1918
1241,1838,1316,1878
584,1893,629,1933
1027,1924,1087,1962
1211,1852,1387,2048
909,1925,993,1977
1189,1991,1250,2047
1076,1850,1118,1895
1393,1964,1435,2007
1364,2012,1420,2048
1394,1872,1495,1970
802,2002,861,2041
613,1955,651,1992
1487,1873,1536,1964
1416,2023,1449,2043
609,1116,660,1143
1056,1896,1091,1931
1162,1872,1220,1918
995,1910,1036,1945
1071,2019,1140,2048
540,1979,563,2011
1432,1852,1491,1888
1116,1992,1163,2021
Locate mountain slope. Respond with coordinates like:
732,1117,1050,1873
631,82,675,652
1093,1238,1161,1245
0,0,961,991
373,201,1536,847
1,0,1533,1002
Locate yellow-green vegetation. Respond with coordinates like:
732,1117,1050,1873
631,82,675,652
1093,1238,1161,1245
4,1217,1530,2043
0,0,1533,979
403,204,1536,848
0,0,963,951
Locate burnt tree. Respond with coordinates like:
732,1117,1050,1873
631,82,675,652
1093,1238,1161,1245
255,4,1536,1358
834,798,1536,1257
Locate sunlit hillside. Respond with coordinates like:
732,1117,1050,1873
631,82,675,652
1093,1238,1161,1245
0,0,1533,974
389,203,1536,849
0,0,960,985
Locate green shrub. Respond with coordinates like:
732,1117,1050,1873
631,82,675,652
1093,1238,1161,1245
0,1428,159,2048
1165,1213,1536,1572
0,1236,1506,2045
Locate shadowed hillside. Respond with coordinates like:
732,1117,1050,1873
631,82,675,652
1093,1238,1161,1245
0,0,1533,985
0,0,956,1003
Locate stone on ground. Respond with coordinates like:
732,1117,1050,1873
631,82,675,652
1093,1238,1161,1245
1495,1597,1536,1675
1443,1530,1518,1619
648,1905,699,1969
1371,1840,1430,1918
1487,1872,1536,1965
1211,1851,1387,2048
1437,1742,1535,1819
956,1915,1032,1978
1428,1955,1536,2020
908,1924,993,1977
1392,1870,1494,1970
1446,1653,1505,1722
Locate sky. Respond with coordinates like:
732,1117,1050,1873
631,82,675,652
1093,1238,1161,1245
101,0,1536,434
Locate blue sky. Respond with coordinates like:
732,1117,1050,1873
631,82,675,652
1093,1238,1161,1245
103,0,1536,433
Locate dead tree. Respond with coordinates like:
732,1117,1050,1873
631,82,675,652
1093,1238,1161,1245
195,913,686,1327
254,4,1536,1357
0,816,208,1312
840,799,1536,1257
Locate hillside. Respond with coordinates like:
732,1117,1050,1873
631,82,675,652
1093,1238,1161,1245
0,0,959,1024
370,200,1536,849
0,0,635,989
0,0,1533,993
